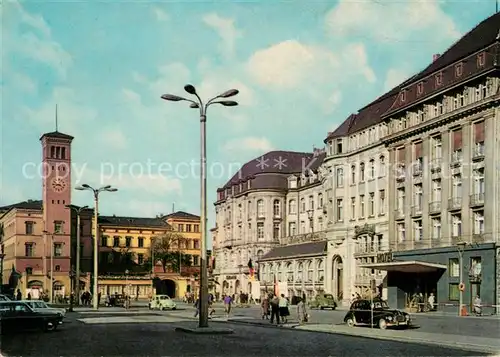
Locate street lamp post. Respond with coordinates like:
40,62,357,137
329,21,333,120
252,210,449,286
75,184,118,310
457,241,467,316
66,204,88,305
161,85,238,328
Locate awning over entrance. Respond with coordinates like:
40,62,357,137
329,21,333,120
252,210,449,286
359,260,447,273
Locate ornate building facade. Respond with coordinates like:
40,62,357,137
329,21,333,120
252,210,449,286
212,13,500,310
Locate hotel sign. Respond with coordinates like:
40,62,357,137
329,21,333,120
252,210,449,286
377,251,394,263
225,275,237,280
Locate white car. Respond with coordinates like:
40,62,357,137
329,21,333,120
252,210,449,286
22,300,66,322
149,295,176,310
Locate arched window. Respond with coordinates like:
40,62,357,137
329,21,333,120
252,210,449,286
300,198,306,212
288,199,296,214
257,199,264,217
257,249,264,261
369,159,375,180
360,162,365,182
317,260,324,282
276,263,282,282
297,262,303,282
273,199,281,217
286,262,293,282
307,261,313,282
351,165,356,184
318,193,324,208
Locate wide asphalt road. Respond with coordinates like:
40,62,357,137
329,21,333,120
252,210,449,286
0,312,488,357
192,302,500,339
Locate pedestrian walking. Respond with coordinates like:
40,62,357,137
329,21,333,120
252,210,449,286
270,294,280,325
278,294,289,324
297,297,308,325
16,289,22,300
473,295,482,316
223,294,232,318
261,296,270,320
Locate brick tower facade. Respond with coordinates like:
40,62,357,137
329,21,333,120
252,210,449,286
40,131,74,295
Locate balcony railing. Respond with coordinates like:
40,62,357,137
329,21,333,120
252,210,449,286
472,233,485,244
411,205,422,217
430,158,442,172
413,163,423,176
394,209,405,220
429,201,441,214
279,231,327,245
469,193,485,207
472,144,485,161
355,243,390,255
447,197,462,211
450,151,462,167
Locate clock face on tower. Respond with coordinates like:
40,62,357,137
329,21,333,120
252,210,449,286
51,177,67,193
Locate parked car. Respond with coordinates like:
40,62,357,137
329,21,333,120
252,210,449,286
308,293,337,310
0,301,63,333
149,295,176,310
344,299,411,329
0,294,11,302
22,300,66,323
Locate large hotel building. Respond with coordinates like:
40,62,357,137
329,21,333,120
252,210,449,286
211,13,500,312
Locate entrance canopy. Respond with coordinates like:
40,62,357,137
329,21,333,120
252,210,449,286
359,260,447,273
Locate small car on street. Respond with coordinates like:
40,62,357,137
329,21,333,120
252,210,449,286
22,300,66,323
149,295,176,310
105,294,126,307
343,298,411,329
0,301,63,333
308,293,338,310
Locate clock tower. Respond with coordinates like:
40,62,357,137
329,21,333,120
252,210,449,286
41,130,74,290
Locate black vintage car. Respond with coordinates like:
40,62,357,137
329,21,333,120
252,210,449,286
343,299,411,329
0,301,63,334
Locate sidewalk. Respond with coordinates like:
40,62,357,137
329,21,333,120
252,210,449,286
222,317,500,355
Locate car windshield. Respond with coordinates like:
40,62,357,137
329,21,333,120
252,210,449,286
160,296,170,300
373,301,389,309
324,294,333,299
33,301,48,308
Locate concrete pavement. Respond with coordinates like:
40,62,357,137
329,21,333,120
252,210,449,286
1,312,489,356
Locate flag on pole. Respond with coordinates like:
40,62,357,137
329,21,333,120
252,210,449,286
248,259,254,280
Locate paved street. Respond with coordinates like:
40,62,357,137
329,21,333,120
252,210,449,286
1,311,490,357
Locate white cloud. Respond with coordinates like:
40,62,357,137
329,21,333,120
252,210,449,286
73,167,182,196
9,71,37,93
152,7,169,21
323,90,342,114
2,1,72,78
325,0,460,43
20,86,98,135
202,13,242,59
222,137,274,155
246,40,375,90
384,68,410,91
98,127,127,150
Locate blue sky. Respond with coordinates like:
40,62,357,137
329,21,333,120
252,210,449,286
0,0,496,227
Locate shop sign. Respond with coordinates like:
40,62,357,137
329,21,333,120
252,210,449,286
225,275,237,280
377,251,393,263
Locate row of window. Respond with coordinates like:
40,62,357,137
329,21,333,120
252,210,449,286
331,190,386,222
100,236,200,250
396,210,485,242
49,146,67,160
24,221,65,235
25,242,63,257
176,223,199,233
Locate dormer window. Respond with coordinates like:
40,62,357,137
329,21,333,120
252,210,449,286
288,175,297,189
435,72,443,87
336,139,343,154
455,63,463,78
400,90,406,103
477,52,486,68
417,82,423,96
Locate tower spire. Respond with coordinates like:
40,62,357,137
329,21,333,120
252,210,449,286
55,104,58,132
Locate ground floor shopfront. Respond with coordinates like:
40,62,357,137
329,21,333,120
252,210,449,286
361,243,498,315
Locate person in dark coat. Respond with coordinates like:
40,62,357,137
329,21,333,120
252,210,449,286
16,289,22,300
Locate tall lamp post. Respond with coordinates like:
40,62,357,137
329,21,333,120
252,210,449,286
457,241,467,316
161,84,238,328
66,204,88,305
75,184,118,310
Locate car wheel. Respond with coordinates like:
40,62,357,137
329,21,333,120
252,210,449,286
172,307,176,310
346,317,355,327
45,322,56,332
320,306,324,310
378,318,387,330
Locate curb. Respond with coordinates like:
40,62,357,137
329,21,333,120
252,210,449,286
224,319,499,355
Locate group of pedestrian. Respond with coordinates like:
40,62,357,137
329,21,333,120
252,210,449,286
260,293,305,325
194,293,217,318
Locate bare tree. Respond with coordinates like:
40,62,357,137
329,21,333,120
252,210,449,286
152,231,185,273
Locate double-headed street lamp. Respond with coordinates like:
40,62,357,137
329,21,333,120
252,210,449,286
66,204,88,305
161,84,238,328
75,184,118,310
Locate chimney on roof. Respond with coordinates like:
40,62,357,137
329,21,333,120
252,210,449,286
432,54,441,62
